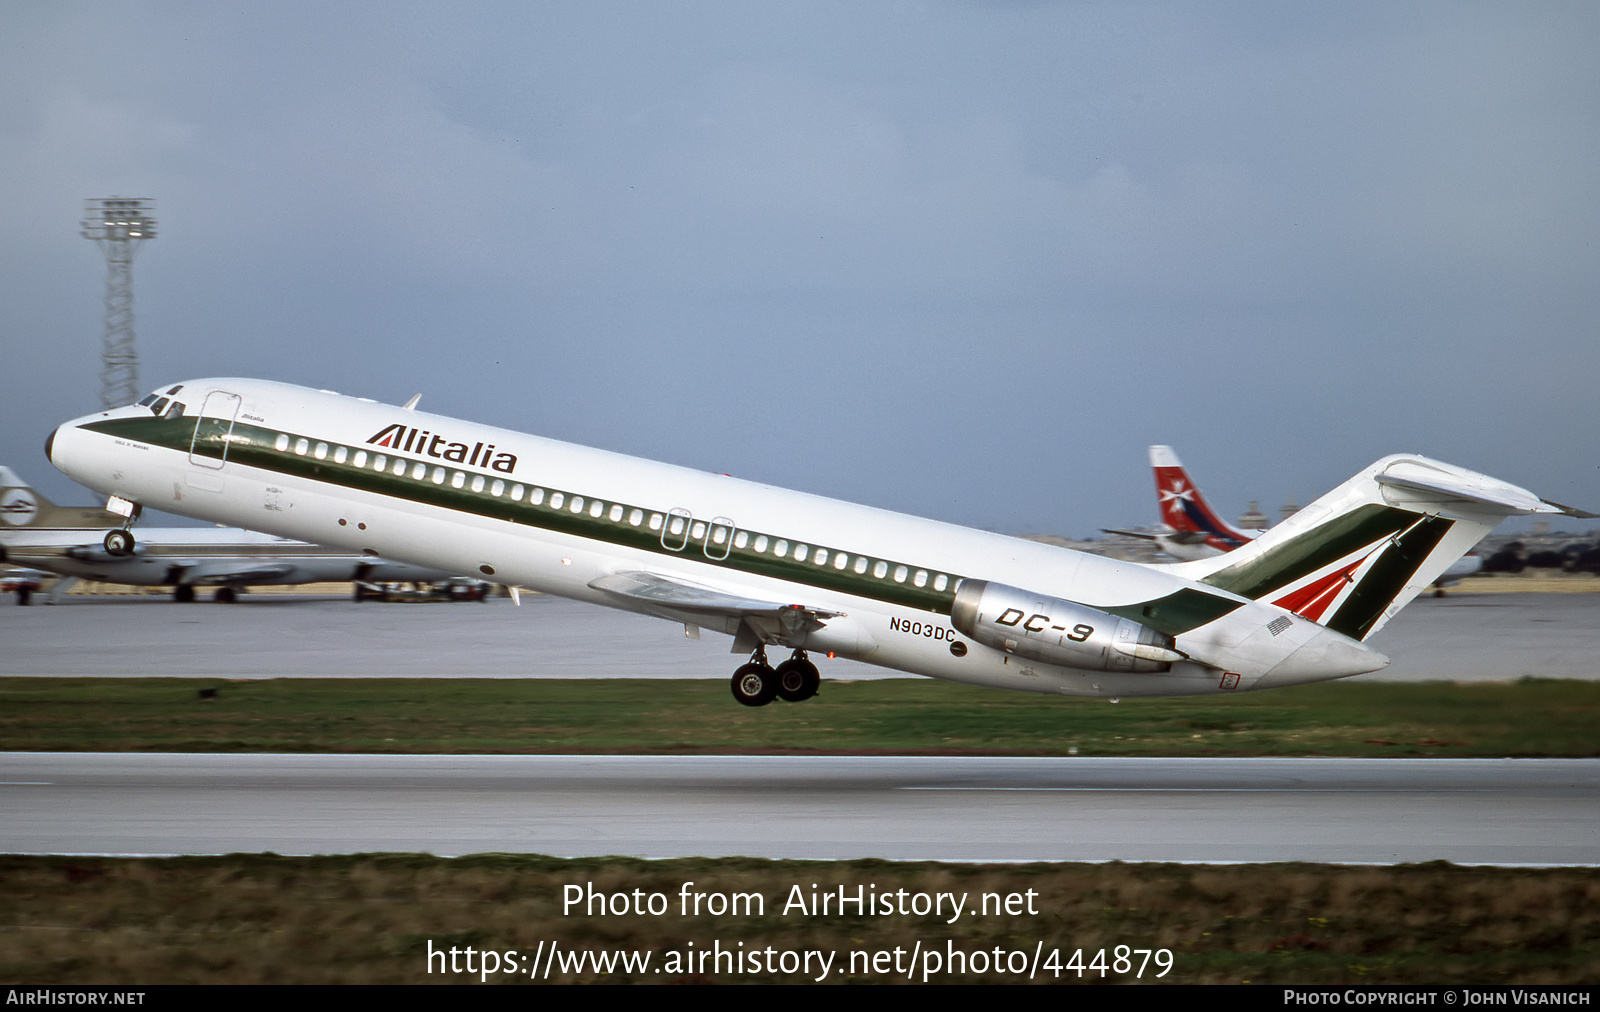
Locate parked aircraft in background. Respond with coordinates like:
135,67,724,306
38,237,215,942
46,379,1589,704
0,466,459,602
1105,446,1484,591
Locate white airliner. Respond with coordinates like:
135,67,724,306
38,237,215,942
1107,446,1485,591
45,379,1590,705
0,464,456,602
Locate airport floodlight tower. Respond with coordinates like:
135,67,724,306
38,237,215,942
81,197,157,409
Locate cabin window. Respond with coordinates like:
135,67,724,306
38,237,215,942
570,496,585,513
589,500,603,518
352,450,367,468
512,484,526,501
794,545,809,562
690,521,706,540
471,475,485,493
874,561,888,579
649,513,663,531
430,467,446,484
491,479,505,497
774,539,789,557
609,504,623,522
294,438,309,455
734,531,748,549
668,516,685,536
853,556,867,574
451,471,466,489
530,488,545,505
834,553,848,571
549,492,563,509
813,549,828,566
629,508,644,526
894,565,908,583
314,442,328,460
933,574,948,592
913,569,928,588
274,434,289,451
334,446,348,464
410,462,425,480
753,535,768,553
711,527,727,545
394,459,407,476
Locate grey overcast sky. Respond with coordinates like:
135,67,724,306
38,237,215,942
2,1,1596,537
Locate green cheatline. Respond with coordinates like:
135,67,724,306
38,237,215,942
2,676,1596,757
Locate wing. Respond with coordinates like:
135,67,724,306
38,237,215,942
183,564,299,585
587,570,842,649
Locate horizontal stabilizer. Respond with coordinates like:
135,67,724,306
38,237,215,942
1375,459,1594,517
1101,528,1159,541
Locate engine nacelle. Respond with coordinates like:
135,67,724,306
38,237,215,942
950,579,1184,673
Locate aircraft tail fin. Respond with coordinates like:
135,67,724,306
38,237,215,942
1149,445,1255,550
0,468,124,530
1165,455,1589,641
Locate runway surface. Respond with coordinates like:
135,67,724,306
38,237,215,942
3,591,1597,681
3,753,1595,865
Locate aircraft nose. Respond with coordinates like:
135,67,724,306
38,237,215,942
46,415,100,482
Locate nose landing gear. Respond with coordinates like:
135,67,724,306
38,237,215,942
729,647,821,707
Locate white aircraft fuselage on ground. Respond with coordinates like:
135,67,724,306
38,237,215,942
45,379,1585,704
0,466,458,601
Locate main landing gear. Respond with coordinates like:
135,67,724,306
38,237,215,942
104,529,135,557
730,647,821,707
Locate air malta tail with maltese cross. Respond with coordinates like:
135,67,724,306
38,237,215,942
1103,446,1265,561
1149,445,1262,555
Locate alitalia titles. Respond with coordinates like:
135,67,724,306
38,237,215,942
367,424,518,474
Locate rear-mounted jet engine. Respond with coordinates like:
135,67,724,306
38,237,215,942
950,579,1186,673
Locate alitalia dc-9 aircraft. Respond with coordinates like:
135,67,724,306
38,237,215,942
46,379,1591,706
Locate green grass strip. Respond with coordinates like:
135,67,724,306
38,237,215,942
2,676,1597,757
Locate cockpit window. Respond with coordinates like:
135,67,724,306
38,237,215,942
166,385,183,395
137,394,158,407
151,397,170,415
163,401,185,420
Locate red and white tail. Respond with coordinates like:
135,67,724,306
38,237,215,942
1149,445,1258,552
